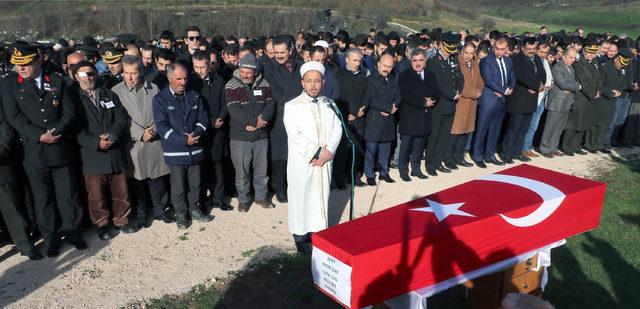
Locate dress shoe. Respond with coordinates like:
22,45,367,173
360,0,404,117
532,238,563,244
255,199,276,209
191,209,214,222
514,155,532,162
400,174,412,182
366,177,377,186
444,162,459,170
389,162,398,169
600,148,612,154
500,156,515,164
475,161,487,168
427,169,438,177
410,172,428,179
542,152,554,158
66,233,88,250
331,183,346,191
456,160,474,167
354,178,367,187
379,175,396,183
118,223,141,234
562,150,575,156
276,193,288,203
552,150,564,157
97,226,114,241
215,201,234,211
21,249,44,261
486,158,505,166
587,149,598,154
238,202,251,213
154,214,175,224
436,165,452,173
524,150,540,158
575,150,588,155
176,218,189,230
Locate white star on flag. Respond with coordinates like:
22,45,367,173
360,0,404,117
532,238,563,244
412,199,475,222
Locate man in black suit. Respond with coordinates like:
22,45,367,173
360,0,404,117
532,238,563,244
1,41,86,257
190,50,234,211
397,49,436,181
501,37,546,164
146,47,175,90
71,61,139,240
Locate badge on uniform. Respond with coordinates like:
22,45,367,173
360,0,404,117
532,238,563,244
253,89,263,96
101,100,115,109
52,99,59,107
43,83,51,91
167,105,175,110
621,69,626,75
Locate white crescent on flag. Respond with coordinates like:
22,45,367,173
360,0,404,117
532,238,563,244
478,174,566,227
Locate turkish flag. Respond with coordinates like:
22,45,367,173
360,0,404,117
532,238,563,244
311,164,606,308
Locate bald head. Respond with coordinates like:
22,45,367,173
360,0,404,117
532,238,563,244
377,54,395,77
66,52,87,78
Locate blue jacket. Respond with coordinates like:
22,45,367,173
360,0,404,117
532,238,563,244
479,52,516,109
153,87,208,165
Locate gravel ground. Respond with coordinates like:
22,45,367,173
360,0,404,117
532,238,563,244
1,148,636,308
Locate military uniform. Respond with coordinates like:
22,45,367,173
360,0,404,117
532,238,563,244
563,44,603,153
1,42,84,256
426,33,464,174
99,45,125,89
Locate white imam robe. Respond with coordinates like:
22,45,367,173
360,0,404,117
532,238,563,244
283,92,343,236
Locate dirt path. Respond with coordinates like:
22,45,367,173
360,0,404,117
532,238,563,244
1,148,637,308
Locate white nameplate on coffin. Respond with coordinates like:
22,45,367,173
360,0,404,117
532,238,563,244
312,246,352,307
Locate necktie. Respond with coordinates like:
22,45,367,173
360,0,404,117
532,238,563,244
420,71,424,80
530,57,537,74
498,58,506,87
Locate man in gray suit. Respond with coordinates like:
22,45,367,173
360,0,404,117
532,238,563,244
539,47,582,157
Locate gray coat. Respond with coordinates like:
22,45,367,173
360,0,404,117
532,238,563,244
546,60,581,112
112,81,169,180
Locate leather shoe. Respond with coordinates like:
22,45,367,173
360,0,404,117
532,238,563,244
176,217,189,230
552,150,564,157
410,172,428,179
500,156,514,164
215,201,234,211
486,158,505,166
427,169,438,177
587,149,598,154
238,202,251,213
66,233,88,250
366,177,376,186
191,209,214,222
22,249,44,261
255,199,276,209
444,162,458,170
436,166,452,173
562,150,575,156
400,174,412,182
475,161,487,169
542,152,554,158
354,178,367,187
155,214,175,224
456,160,473,167
524,150,540,158
97,226,113,241
575,150,588,155
379,175,395,183
600,148,612,154
118,223,141,234
515,155,532,162
276,193,288,203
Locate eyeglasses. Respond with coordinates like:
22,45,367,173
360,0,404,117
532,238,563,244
188,36,201,42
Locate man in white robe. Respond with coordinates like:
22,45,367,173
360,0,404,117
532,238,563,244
284,61,343,253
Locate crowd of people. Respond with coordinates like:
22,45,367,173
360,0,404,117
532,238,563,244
0,24,638,260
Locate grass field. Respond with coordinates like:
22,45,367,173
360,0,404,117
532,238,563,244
127,153,640,309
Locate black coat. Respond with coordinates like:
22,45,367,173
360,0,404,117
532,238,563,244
71,85,130,175
262,58,303,161
364,71,401,142
398,69,438,136
1,71,76,168
596,61,635,124
426,52,464,115
506,53,546,114
146,69,169,91
570,58,603,131
0,99,16,184
190,73,228,161
335,67,371,129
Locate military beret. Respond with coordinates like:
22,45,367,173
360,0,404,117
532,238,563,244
10,40,39,66
100,45,126,64
617,48,633,66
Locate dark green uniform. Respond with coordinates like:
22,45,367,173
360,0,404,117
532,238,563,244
426,51,464,172
586,61,632,151
1,70,84,250
563,56,602,152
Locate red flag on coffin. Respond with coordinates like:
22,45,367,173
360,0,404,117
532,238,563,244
311,164,606,308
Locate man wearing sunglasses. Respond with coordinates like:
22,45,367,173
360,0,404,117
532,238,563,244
177,26,203,70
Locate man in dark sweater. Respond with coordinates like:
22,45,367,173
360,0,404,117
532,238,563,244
226,54,275,212
333,48,371,188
